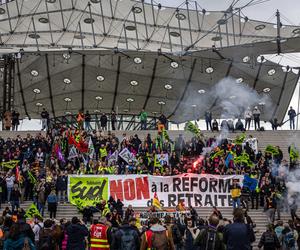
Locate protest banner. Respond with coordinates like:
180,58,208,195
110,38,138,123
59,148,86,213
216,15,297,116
68,176,109,207
148,174,243,208
25,204,42,219
68,174,244,208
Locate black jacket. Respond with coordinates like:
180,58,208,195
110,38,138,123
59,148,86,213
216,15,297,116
56,175,67,191
66,223,89,250
112,224,140,250
223,222,255,250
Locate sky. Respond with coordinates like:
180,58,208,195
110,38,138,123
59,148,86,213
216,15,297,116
18,0,300,130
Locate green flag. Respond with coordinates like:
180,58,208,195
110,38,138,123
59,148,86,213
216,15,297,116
185,121,201,137
28,171,37,185
1,160,19,169
290,145,299,161
25,204,42,219
234,133,246,145
265,145,279,156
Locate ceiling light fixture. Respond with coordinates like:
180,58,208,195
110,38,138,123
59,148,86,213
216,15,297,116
255,24,266,30
96,75,105,82
267,69,276,76
236,78,243,83
198,89,205,94
64,97,72,102
164,84,172,90
133,57,142,64
125,25,136,31
170,61,179,68
28,34,40,39
33,88,41,94
169,31,181,37
205,67,214,74
126,98,134,102
63,78,71,84
263,87,271,93
38,17,49,23
130,80,138,86
158,101,166,105
132,6,142,13
242,56,250,63
175,13,186,20
30,70,39,77
95,96,103,100
84,18,95,24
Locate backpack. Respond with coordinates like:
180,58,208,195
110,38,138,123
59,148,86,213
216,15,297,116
196,227,222,250
151,230,169,250
171,224,182,245
22,238,31,250
263,231,276,247
284,231,295,248
119,229,137,250
38,229,55,250
205,229,217,250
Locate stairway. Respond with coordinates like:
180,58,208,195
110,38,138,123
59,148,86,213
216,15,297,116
1,201,292,250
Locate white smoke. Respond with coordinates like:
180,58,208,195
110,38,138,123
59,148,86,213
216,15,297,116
211,77,273,119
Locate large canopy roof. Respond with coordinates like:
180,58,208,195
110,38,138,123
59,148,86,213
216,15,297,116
10,37,300,123
1,0,300,123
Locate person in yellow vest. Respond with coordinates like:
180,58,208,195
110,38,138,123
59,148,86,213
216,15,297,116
77,163,86,175
76,110,85,130
99,144,108,162
89,217,112,250
230,179,241,209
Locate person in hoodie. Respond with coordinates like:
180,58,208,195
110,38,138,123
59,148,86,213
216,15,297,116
112,220,140,250
66,217,89,250
140,217,175,250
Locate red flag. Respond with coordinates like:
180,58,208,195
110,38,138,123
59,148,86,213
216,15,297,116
68,135,88,153
15,166,20,182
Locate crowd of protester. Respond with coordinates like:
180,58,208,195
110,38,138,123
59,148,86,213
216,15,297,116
0,105,298,249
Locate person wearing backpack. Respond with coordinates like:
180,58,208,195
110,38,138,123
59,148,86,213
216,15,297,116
113,220,140,250
38,219,57,250
31,215,43,247
258,224,281,250
164,215,183,250
140,217,175,250
282,223,298,250
194,214,225,250
89,217,111,250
